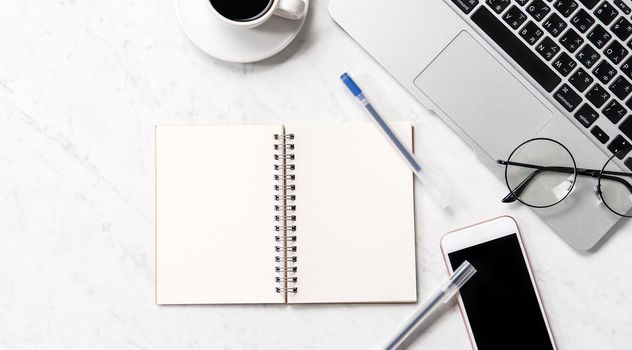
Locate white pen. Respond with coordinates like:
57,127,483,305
383,261,477,350
341,73,453,209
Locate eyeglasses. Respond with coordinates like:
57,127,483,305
497,138,632,218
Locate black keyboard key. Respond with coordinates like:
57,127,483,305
560,28,584,52
587,25,612,48
543,13,567,37
576,44,601,68
626,96,632,110
504,6,529,29
608,135,631,158
620,116,632,139
614,0,632,15
625,157,632,170
579,0,600,9
569,67,594,91
519,21,545,44
552,52,577,76
575,103,600,126
604,41,629,64
571,9,595,33
487,0,512,13
603,99,627,123
452,0,480,14
591,125,611,143
471,8,562,92
526,0,551,21
621,57,632,78
554,84,582,111
593,60,617,84
610,75,632,100
586,83,611,107
516,0,529,5
611,17,632,41
594,1,619,25
536,37,561,60
554,0,579,17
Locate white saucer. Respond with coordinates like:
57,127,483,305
175,0,309,63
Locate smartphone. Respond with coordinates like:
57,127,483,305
440,216,556,350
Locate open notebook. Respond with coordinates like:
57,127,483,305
155,123,417,304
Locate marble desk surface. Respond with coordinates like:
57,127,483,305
1,0,631,349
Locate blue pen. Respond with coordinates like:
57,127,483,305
341,73,452,208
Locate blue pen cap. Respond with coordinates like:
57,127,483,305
340,73,363,97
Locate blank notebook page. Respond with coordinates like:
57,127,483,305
155,125,284,304
287,123,417,303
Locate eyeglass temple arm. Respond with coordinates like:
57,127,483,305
498,161,576,202
500,167,547,203
498,160,632,178
497,160,632,202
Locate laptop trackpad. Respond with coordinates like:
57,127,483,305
414,31,553,159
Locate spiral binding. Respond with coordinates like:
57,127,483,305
274,133,297,295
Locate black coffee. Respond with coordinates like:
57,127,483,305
209,0,274,22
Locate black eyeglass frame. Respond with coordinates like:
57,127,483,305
497,138,632,218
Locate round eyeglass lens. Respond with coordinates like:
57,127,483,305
505,139,577,208
599,148,632,217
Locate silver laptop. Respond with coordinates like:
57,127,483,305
330,0,632,250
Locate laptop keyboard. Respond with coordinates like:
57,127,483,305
451,0,632,166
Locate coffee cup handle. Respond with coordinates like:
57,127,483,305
273,0,306,20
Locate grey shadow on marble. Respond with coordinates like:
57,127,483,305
202,8,314,71
258,7,314,66
393,301,455,349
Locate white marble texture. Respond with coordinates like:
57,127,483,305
1,0,631,349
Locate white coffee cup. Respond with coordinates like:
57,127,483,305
207,0,306,29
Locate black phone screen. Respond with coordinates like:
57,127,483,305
448,234,554,350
